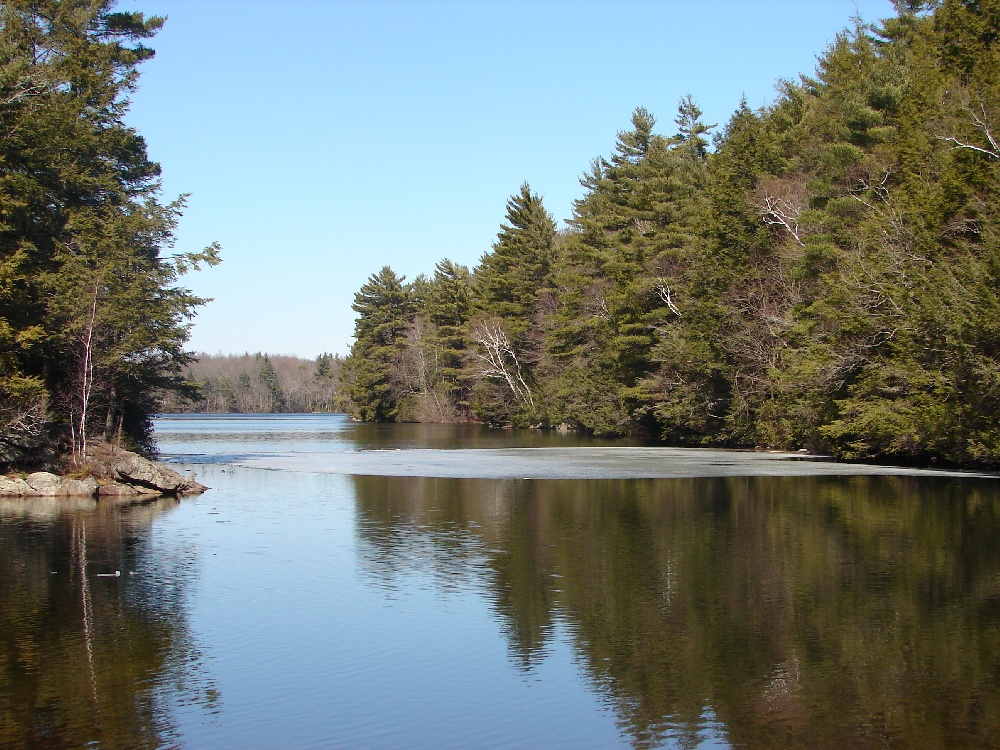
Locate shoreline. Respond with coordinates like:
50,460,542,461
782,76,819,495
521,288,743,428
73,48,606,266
0,443,208,498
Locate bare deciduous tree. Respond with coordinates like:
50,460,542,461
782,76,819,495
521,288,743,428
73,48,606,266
938,100,1000,160
71,283,100,462
654,278,682,317
470,321,534,408
754,176,809,247
0,384,48,466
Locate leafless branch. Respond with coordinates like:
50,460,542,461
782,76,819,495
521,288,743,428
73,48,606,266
760,195,805,246
937,102,1000,159
654,278,682,317
470,322,534,408
754,177,809,247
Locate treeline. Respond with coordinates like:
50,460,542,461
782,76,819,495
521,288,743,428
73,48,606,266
341,1,1000,468
0,1,219,468
161,353,340,413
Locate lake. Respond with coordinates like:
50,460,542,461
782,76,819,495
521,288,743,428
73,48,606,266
2,413,999,748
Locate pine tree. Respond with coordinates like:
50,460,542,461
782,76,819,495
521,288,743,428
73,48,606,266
424,259,473,414
471,184,555,425
341,267,413,422
816,0,1000,464
474,182,556,343
0,1,219,463
545,104,712,435
315,353,335,380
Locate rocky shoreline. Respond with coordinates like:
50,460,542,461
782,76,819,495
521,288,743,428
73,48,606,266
0,443,207,499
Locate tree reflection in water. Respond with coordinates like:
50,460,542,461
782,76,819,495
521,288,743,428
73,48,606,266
352,474,1000,748
0,496,218,750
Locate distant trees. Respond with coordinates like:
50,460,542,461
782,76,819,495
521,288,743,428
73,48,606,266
339,0,1000,468
0,0,219,467
161,353,340,414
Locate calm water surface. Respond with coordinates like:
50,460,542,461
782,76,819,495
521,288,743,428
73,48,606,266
2,413,999,748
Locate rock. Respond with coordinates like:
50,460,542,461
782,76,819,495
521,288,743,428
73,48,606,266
0,476,34,496
98,481,159,497
60,477,98,496
0,444,208,498
109,450,207,495
25,472,62,496
1,473,100,497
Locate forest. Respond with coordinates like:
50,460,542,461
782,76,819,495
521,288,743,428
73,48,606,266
159,352,339,414
340,0,1000,468
0,0,219,468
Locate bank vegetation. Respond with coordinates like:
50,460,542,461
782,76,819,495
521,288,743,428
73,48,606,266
341,1,1000,468
0,1,219,470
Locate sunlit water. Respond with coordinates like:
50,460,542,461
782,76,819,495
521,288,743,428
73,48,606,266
2,413,999,748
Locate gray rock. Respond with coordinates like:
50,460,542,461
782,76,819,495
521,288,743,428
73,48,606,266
59,476,98,496
110,450,207,495
98,481,159,497
25,472,62,496
3,474,97,497
0,476,33,496
0,445,208,498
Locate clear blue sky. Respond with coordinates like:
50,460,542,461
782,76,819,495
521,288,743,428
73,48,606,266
122,0,897,359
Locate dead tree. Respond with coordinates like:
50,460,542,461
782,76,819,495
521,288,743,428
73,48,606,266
654,278,682,317
470,321,534,408
938,101,1000,160
755,176,809,246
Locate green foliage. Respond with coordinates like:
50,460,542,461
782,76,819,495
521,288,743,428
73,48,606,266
475,183,556,336
341,266,413,422
544,102,713,435
0,0,219,465
343,1,1000,466
470,184,556,425
315,352,335,380
422,259,473,415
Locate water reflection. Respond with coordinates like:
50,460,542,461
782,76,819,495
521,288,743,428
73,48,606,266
0,497,218,750
352,474,1000,748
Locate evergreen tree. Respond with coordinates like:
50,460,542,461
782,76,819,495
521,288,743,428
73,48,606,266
389,261,475,422
341,1,1000,467
471,184,555,425
255,354,285,412
341,266,412,421
672,94,714,159
0,0,219,464
474,182,556,341
815,0,1000,464
545,104,711,435
424,259,473,414
315,352,335,380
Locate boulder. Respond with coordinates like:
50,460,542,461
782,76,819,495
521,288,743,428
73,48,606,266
98,481,159,497
109,450,207,495
60,476,99,496
0,475,34,496
2,473,100,497
0,445,208,498
25,472,62,496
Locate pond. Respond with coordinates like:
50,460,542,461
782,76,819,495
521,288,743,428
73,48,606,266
2,413,999,748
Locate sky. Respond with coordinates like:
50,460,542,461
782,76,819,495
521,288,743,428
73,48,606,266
121,0,897,359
